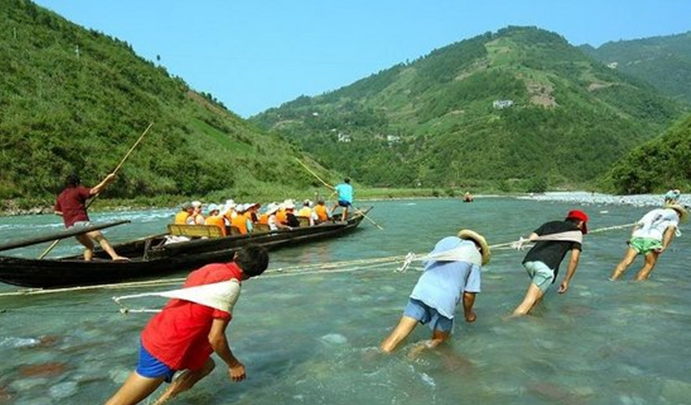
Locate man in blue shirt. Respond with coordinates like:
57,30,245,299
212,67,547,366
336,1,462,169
380,230,490,354
334,178,353,221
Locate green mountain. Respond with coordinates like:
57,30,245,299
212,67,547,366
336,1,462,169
604,113,691,194
0,0,327,206
581,31,691,104
252,26,687,190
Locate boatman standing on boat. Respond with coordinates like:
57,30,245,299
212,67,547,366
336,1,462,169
380,230,490,354
105,245,270,405
610,204,688,281
54,173,128,261
512,210,588,316
334,178,354,222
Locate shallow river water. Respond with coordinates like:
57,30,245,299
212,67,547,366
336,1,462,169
0,197,689,404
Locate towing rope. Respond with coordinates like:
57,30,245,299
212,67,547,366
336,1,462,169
0,222,637,299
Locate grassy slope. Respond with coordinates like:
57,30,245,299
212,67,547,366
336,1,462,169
582,31,691,104
0,0,341,210
603,113,691,194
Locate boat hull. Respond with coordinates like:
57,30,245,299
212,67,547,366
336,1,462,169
0,210,368,289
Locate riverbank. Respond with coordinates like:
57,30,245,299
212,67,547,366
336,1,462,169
2,189,685,217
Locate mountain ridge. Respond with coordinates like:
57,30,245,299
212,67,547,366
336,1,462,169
253,26,688,190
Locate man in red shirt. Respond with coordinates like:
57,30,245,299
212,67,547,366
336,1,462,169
105,245,270,405
54,173,127,261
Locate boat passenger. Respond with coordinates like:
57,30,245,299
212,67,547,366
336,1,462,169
187,201,206,225
265,203,280,231
283,201,301,228
104,245,270,405
380,230,490,354
314,199,331,224
512,210,588,316
54,173,129,261
246,203,261,224
297,200,317,226
610,204,688,281
204,204,227,237
231,204,252,235
222,199,237,223
275,202,288,225
175,202,194,225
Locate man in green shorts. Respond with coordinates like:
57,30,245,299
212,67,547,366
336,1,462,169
513,210,588,316
610,204,688,281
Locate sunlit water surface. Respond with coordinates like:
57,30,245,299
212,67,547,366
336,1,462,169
0,198,689,404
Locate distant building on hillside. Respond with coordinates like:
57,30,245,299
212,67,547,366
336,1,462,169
386,135,401,144
493,99,514,109
337,133,351,143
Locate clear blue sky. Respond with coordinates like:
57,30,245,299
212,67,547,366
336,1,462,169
34,1,691,118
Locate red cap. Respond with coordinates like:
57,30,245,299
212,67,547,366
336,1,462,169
566,210,588,234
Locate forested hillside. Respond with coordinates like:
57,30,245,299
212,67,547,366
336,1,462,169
253,27,687,191
0,0,328,206
604,113,691,194
582,31,691,104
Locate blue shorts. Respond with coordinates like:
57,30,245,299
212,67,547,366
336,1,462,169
338,200,352,208
136,343,176,383
404,298,453,333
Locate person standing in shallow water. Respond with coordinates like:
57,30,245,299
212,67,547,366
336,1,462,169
105,245,270,405
54,173,128,261
512,210,588,316
380,230,490,354
610,204,688,281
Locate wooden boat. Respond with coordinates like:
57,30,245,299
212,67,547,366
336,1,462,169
0,208,370,289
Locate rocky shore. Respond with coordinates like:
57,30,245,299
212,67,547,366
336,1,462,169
517,191,689,208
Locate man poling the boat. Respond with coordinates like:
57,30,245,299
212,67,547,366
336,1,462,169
295,158,384,230
105,245,269,405
41,122,153,260
54,173,129,262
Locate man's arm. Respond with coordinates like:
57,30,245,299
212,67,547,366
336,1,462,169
657,226,677,253
89,173,116,196
208,318,246,382
462,292,477,322
558,248,581,294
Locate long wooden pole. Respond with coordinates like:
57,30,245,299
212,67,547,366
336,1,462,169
38,123,154,259
295,158,384,230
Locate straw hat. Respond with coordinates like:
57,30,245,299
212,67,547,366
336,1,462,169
458,229,491,265
665,204,689,223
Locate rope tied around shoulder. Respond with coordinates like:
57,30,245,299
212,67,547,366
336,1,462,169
112,279,241,315
0,221,639,300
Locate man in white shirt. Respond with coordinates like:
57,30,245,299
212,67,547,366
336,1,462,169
610,204,688,281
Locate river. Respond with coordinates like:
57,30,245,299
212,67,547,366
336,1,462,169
0,197,689,404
